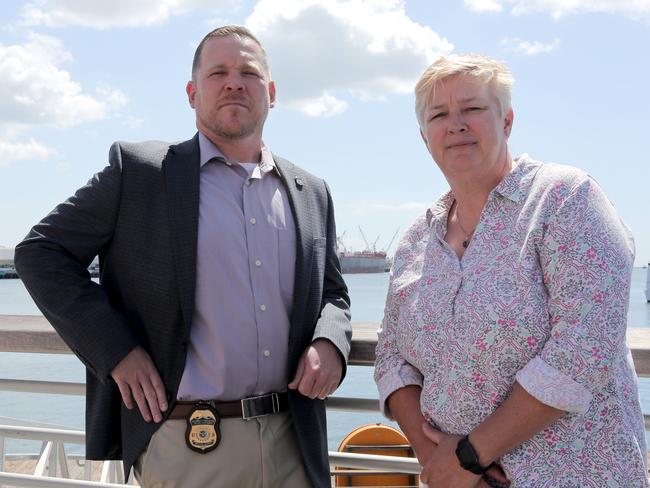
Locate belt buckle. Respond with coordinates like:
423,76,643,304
241,393,280,420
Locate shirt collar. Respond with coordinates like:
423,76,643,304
198,132,223,167
490,154,534,203
425,154,540,228
197,132,280,177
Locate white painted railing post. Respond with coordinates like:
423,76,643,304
0,433,5,488
55,443,69,478
48,442,57,477
34,441,53,477
100,460,123,484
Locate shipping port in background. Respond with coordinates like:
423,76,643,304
1,235,398,278
337,227,398,274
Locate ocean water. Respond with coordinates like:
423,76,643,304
1,269,649,455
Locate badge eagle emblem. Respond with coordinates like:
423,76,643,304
185,402,220,454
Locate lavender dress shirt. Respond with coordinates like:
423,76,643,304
176,133,296,401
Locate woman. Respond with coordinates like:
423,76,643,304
374,54,648,487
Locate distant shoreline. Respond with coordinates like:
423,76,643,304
0,267,99,279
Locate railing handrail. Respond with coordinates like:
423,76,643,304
3,315,650,374
0,424,84,443
0,379,85,396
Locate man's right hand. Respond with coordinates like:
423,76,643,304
110,345,168,423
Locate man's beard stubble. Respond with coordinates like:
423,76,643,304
199,112,255,141
205,95,267,141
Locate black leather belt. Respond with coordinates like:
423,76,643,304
169,392,289,420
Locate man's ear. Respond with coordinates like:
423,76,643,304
269,80,276,108
186,81,196,109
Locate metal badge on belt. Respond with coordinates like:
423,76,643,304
185,402,220,454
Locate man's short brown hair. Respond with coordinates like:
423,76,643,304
191,25,269,79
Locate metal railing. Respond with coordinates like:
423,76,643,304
0,417,131,487
0,317,421,487
2,316,650,487
0,379,419,487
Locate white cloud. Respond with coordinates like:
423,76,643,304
0,33,129,169
464,0,503,13
465,0,650,20
21,0,239,29
0,33,127,129
0,138,57,167
247,0,453,117
501,37,560,55
295,93,349,118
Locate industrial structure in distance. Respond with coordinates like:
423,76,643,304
336,227,399,274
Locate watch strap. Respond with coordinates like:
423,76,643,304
455,435,490,475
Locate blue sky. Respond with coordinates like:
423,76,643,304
1,0,649,264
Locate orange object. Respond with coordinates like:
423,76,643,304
334,423,419,487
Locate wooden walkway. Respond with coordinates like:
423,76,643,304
2,458,104,480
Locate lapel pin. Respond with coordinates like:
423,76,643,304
295,177,304,189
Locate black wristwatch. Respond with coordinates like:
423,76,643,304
455,435,490,475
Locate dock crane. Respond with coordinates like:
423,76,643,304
337,227,398,273
371,235,381,253
336,231,348,253
385,228,400,254
358,226,372,252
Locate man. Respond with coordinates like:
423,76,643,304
15,25,351,487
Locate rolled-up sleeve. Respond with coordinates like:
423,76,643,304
516,177,634,413
374,265,424,419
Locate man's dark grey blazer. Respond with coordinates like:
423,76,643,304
15,134,352,487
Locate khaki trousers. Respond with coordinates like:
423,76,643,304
134,412,311,488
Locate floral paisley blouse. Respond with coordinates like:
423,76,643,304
374,156,648,487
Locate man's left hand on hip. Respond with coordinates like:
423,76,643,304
288,338,342,400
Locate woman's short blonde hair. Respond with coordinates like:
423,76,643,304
415,54,514,128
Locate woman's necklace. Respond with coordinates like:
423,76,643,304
453,200,475,249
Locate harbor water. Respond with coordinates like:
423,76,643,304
1,269,650,455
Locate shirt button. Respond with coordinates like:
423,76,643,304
249,218,257,225
260,304,267,311
225,161,232,166
255,260,262,267
263,350,271,357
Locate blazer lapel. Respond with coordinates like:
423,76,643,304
163,135,200,331
274,157,313,355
